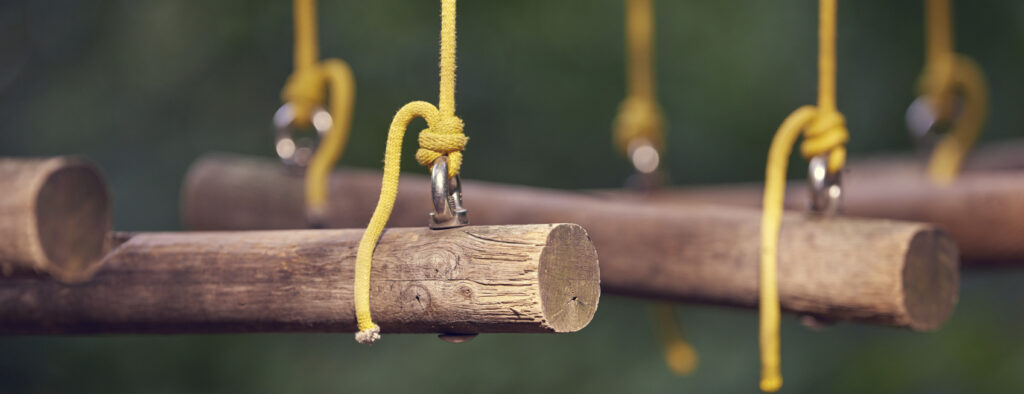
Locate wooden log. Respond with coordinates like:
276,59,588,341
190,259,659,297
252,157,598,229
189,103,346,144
856,140,1024,174
603,160,1024,266
182,154,959,330
0,224,600,335
0,157,110,282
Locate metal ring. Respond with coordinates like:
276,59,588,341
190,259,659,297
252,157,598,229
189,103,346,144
429,156,468,229
626,138,660,175
807,154,842,215
905,94,963,153
273,103,332,168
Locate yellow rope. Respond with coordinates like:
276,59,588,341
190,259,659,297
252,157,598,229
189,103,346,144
353,0,467,344
920,0,988,185
281,0,356,222
759,0,848,391
614,0,665,154
652,304,698,376
616,0,697,375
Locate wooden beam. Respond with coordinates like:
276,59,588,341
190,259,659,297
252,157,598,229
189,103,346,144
182,154,959,330
603,156,1024,266
0,224,600,335
0,157,110,282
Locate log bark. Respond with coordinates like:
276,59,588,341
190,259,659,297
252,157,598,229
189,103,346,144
0,224,600,335
182,154,959,330
0,157,110,282
604,159,1024,266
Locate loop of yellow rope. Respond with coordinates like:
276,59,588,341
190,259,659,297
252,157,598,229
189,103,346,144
919,0,988,185
353,0,466,344
305,60,355,219
614,0,665,154
281,0,357,221
759,0,847,391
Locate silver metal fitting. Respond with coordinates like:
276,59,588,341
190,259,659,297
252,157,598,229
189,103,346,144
273,103,332,167
905,95,962,154
808,154,842,215
429,156,468,229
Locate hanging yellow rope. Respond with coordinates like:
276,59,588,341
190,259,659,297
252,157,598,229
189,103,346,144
759,0,849,391
919,0,988,185
281,0,356,224
616,0,697,376
651,303,698,376
614,0,665,155
353,0,467,344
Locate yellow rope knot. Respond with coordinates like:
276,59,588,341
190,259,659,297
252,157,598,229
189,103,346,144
759,1,848,391
415,114,468,177
613,96,665,153
800,110,848,172
918,0,988,185
282,68,326,127
354,0,464,345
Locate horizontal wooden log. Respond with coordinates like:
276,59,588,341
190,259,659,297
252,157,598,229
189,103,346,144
0,224,600,335
855,140,1024,174
182,154,959,330
0,157,110,282
603,156,1024,266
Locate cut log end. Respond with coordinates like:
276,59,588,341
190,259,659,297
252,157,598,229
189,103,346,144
902,228,959,331
0,157,110,282
538,224,601,333
34,159,110,281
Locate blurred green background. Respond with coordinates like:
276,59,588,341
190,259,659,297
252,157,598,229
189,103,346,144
2,0,1024,392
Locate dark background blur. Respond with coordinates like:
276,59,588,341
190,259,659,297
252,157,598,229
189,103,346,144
2,0,1024,393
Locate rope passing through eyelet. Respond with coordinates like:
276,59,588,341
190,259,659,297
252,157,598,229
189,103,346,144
280,0,356,226
353,0,467,344
758,0,848,391
916,0,988,185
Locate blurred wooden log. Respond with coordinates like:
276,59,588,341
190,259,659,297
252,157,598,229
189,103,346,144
182,154,959,330
604,156,1024,266
0,157,110,282
0,224,600,335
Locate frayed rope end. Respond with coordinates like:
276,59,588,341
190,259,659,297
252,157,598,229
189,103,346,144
355,325,381,345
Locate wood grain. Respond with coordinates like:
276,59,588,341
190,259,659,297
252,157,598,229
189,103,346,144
182,154,959,330
0,224,600,335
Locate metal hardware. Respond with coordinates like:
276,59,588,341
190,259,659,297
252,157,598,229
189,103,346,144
905,94,962,154
429,156,469,229
627,138,661,175
807,154,842,215
273,103,332,167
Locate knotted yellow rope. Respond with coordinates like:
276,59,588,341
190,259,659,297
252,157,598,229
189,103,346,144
616,0,697,376
281,0,356,223
614,0,665,155
920,0,988,185
759,0,848,391
353,0,467,344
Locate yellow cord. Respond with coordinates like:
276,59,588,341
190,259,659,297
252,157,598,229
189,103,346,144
617,0,698,375
759,0,848,391
614,0,665,154
281,0,356,223
920,0,988,185
652,304,698,376
353,0,467,344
